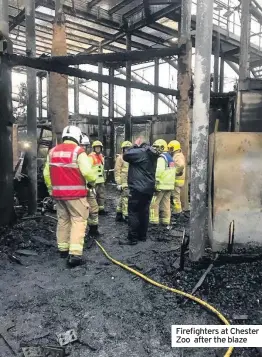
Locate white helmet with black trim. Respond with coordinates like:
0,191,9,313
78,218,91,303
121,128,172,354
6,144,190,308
81,133,90,146
62,125,82,144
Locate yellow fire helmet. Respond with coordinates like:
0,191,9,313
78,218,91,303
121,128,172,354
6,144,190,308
92,140,103,148
153,139,168,152
121,141,132,149
168,140,181,152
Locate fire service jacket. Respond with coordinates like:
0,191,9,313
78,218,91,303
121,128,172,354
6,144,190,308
44,140,96,199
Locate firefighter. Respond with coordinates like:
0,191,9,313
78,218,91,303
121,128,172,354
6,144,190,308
80,134,100,238
43,126,96,267
114,140,132,222
88,141,106,215
168,140,185,216
149,139,176,228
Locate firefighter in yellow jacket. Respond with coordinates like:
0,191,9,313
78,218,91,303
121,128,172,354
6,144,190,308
168,140,185,215
80,134,100,238
88,140,106,215
43,126,96,267
115,141,132,222
149,139,176,227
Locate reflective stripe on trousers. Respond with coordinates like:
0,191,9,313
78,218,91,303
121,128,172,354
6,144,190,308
150,191,171,225
53,185,86,190
116,188,129,217
172,186,182,214
56,198,89,256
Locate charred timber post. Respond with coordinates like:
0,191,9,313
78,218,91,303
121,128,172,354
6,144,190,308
49,0,68,144
176,0,192,212
6,54,178,96
154,58,159,116
0,0,14,226
125,33,132,141
74,66,79,114
98,43,103,142
109,67,115,169
214,32,220,93
239,0,251,82
190,0,214,262
26,0,37,215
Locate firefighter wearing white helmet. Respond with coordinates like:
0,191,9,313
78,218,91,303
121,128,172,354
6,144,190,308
88,140,106,215
80,134,100,239
168,140,186,216
114,140,132,222
43,125,96,267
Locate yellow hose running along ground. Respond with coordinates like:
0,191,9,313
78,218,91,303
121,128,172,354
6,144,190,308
96,240,234,357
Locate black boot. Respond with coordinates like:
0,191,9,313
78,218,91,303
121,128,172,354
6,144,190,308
119,239,138,246
60,251,69,259
89,225,100,236
67,255,83,268
115,212,123,222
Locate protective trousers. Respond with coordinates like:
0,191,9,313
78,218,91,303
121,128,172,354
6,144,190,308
116,187,129,217
150,191,172,225
56,198,89,256
95,183,105,211
87,190,99,226
128,189,152,242
172,186,183,214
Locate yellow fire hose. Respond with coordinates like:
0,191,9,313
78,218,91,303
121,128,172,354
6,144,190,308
95,240,234,357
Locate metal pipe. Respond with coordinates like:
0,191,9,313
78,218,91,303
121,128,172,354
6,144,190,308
98,43,103,142
46,73,50,117
74,66,79,114
125,33,132,141
214,32,220,93
190,0,214,262
26,0,38,215
38,75,43,119
154,58,159,115
219,56,224,92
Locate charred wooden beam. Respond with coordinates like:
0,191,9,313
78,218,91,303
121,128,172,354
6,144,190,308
125,33,132,141
10,46,180,66
98,44,103,142
9,0,42,32
49,1,69,144
26,0,38,215
0,0,14,226
176,0,192,211
87,0,102,8
108,0,131,15
5,54,178,96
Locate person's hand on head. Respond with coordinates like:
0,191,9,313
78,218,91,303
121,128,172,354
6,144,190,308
134,137,142,146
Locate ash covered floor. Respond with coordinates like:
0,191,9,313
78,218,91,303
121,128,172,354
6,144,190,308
0,185,262,357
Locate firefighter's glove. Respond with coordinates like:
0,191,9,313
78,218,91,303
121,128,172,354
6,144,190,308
117,185,122,192
87,182,95,189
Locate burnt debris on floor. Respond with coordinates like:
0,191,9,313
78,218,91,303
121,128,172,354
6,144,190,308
0,185,262,357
